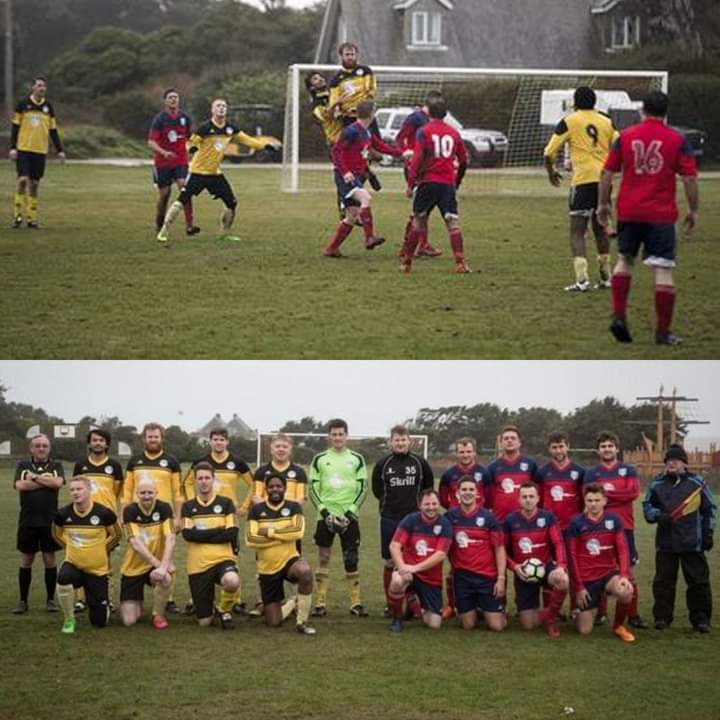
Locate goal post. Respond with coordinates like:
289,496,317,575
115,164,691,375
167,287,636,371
282,63,667,195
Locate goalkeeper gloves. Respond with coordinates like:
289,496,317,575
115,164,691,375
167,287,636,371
324,513,338,533
344,510,358,523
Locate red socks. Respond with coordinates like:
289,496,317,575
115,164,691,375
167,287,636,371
401,227,422,259
611,272,631,318
655,284,675,334
327,220,354,250
613,597,630,629
388,589,406,620
359,207,374,240
449,228,464,260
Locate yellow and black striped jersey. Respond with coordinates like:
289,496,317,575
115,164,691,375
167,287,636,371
543,109,618,186
181,494,238,575
187,120,267,175
122,451,182,510
52,502,120,576
121,500,174,577
246,499,304,575
253,462,308,503
184,452,253,513
73,456,123,514
12,96,61,155
310,89,343,145
329,65,376,119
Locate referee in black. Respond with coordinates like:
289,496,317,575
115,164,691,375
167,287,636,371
372,425,434,616
13,434,65,614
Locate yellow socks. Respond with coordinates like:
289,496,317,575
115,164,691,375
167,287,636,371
57,583,75,619
26,196,38,223
13,192,25,220
314,568,329,607
218,589,235,614
346,572,361,608
573,256,589,284
296,593,312,625
152,582,171,617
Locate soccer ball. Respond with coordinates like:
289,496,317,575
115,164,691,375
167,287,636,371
521,558,546,583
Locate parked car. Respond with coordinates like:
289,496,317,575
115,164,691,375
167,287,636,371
374,106,509,167
224,104,282,163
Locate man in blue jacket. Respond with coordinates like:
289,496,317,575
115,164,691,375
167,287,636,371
643,445,715,633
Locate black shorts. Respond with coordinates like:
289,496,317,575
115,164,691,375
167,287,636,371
120,571,153,602
179,173,236,208
408,576,442,615
582,571,619,610
16,151,46,181
188,561,238,620
58,562,110,627
313,517,360,549
153,165,188,188
413,182,458,220
259,556,302,605
625,529,639,567
568,182,598,216
454,569,505,614
617,222,676,268
17,525,61,554
514,561,558,611
380,516,400,561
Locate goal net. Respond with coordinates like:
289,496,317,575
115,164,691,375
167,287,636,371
256,431,429,468
282,64,667,196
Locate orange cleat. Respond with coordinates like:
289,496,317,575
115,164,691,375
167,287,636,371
546,622,561,639
441,606,456,620
323,247,344,258
613,625,636,643
453,260,472,274
152,615,169,630
416,244,442,258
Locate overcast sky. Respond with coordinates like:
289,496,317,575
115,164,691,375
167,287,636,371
1,361,717,443
244,0,321,8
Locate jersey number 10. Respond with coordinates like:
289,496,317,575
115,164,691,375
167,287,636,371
431,134,455,158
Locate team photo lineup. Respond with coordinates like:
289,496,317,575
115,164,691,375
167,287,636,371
8,39,702,350
12,418,715,642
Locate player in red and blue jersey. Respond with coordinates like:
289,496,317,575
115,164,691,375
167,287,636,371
584,430,647,630
446,477,506,631
147,89,198,235
567,483,635,642
504,482,569,638
484,425,538,523
387,489,452,633
400,97,470,275
323,101,404,258
598,91,699,346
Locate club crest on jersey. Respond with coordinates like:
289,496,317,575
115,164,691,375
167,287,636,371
43,105,49,113
474,472,482,482
415,539,429,556
537,518,546,528
501,477,515,493
519,537,533,553
160,459,168,468
214,140,224,151
288,471,296,479
356,68,364,76
227,462,236,470
168,130,178,143
433,524,442,535
456,531,469,548
604,520,614,530
570,471,579,480
586,538,601,555
213,504,222,514
281,507,290,517
476,517,485,527
30,116,40,127
152,511,160,521
226,127,233,134
619,467,627,476
551,485,563,501
105,466,113,474
180,117,186,125
520,463,529,472
90,515,100,525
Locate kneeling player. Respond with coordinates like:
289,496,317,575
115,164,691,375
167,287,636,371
387,489,452,632
503,482,569,638
446,478,506,631
567,484,635,642
52,476,121,634
246,475,316,635
181,462,240,629
119,477,176,630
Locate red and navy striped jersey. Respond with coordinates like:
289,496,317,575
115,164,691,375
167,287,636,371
407,118,468,188
503,509,567,572
148,110,191,168
439,463,486,510
567,511,630,590
584,462,639,530
446,506,503,579
332,120,402,177
536,461,585,530
484,455,538,522
395,108,429,151
392,511,452,587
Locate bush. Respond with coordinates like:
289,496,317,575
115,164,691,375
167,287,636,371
102,90,160,139
669,73,720,161
61,125,148,159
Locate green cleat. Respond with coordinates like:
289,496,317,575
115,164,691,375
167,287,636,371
156,227,170,243
217,233,242,242
61,618,76,635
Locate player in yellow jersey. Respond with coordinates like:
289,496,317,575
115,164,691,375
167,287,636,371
157,97,280,244
543,87,618,292
52,476,121,634
181,462,240,629
246,474,316,635
253,433,308,504
120,476,176,630
306,72,343,147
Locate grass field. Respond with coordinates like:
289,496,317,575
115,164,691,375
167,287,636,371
1,163,719,359
1,466,718,720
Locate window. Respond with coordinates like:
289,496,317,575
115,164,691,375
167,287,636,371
611,15,640,49
411,11,442,46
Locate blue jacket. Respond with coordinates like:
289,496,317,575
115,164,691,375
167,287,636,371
643,472,716,553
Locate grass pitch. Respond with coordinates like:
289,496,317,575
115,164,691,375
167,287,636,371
1,163,719,359
0,467,718,720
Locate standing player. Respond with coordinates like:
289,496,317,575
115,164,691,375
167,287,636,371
52,476,121,634
503,482,569,638
484,425,538,523
329,43,379,135
119,477,175,630
246,474,316,635
567,484,636,642
156,98,280,244
372,425,434,616
185,427,254,614
254,433,308,504
147,88,198,236
400,96,471,274
584,431,647,629
181,462,240,629
446,478,507,632
13,434,64,614
543,86,617,292
9,76,65,229
323,101,404,257
387,489,453,632
598,91,699,346
309,418,368,617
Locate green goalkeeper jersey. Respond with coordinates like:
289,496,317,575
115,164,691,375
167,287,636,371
310,448,367,517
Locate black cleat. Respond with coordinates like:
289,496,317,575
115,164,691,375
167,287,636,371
232,602,248,616
26,220,40,229
12,600,28,615
184,602,196,616
219,611,235,630
694,623,710,634
12,216,23,228
165,600,181,614
654,620,670,630
46,599,59,613
629,615,649,630
186,225,201,236
311,605,327,617
656,331,682,346
296,622,317,636
609,317,633,343
350,604,369,617
365,235,385,250
73,600,87,613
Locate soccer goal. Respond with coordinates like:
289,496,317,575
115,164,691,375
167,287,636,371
256,431,429,468
282,64,667,196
